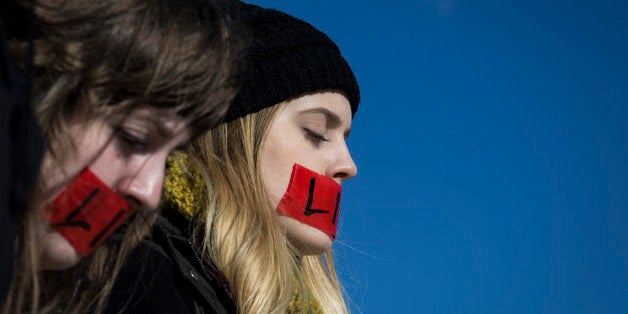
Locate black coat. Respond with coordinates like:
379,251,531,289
104,210,236,313
0,2,44,304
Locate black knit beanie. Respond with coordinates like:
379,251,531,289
224,2,360,122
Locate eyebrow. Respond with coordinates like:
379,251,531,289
154,119,178,139
301,107,352,138
147,117,191,150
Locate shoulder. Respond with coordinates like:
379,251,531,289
105,211,232,314
104,234,196,313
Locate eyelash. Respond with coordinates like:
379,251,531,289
303,128,330,147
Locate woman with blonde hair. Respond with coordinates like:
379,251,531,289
111,2,361,312
2,0,242,312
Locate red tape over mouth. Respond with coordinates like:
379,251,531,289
42,168,132,256
276,164,342,239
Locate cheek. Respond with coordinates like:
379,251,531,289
40,125,115,203
260,137,300,209
87,145,126,187
261,150,292,209
38,153,70,204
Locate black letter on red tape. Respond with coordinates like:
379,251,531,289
331,192,340,225
303,178,342,224
303,178,330,216
89,209,125,247
52,188,99,231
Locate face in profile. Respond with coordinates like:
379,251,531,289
260,91,357,255
38,107,191,270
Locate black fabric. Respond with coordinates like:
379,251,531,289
1,1,38,41
224,2,360,122
0,2,44,304
105,210,236,313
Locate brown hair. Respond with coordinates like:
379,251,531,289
3,0,243,312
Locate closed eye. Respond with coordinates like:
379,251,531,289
116,127,148,149
303,128,330,148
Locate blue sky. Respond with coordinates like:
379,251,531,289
248,1,628,313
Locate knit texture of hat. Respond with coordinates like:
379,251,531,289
224,2,360,122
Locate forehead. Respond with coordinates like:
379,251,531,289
281,91,352,122
127,106,187,124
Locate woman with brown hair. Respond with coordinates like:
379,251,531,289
2,0,243,312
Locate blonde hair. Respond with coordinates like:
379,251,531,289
177,103,348,313
4,0,243,312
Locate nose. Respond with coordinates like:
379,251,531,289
116,157,165,211
326,142,358,184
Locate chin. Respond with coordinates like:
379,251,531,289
40,230,82,270
279,216,333,256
